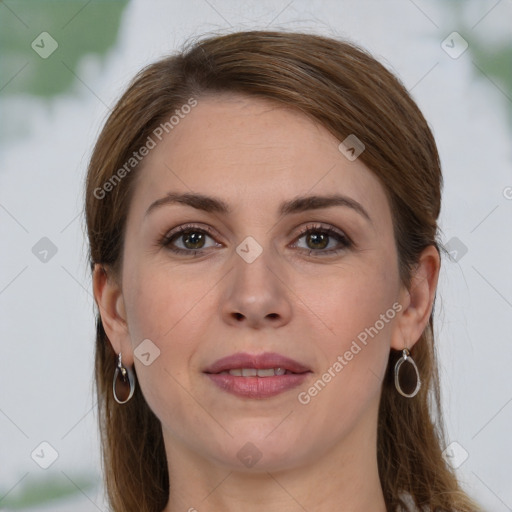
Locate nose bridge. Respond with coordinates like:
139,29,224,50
221,231,292,327
233,233,281,297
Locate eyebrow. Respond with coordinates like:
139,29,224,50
144,192,372,223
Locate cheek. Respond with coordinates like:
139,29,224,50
122,257,211,345
122,262,210,434
122,258,214,398
294,260,397,407
298,259,398,346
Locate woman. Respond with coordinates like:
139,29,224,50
85,30,483,511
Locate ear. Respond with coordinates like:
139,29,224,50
92,263,134,366
391,245,441,351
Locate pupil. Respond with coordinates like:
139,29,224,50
308,232,328,250
184,232,204,249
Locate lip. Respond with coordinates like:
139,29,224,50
204,352,311,374
204,352,312,399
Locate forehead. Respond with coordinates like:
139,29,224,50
147,93,338,173
128,93,391,226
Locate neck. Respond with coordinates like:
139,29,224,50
161,399,387,512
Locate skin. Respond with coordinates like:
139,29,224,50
94,93,440,512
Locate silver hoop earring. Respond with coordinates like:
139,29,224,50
113,353,136,404
394,348,421,398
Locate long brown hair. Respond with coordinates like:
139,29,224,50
84,30,483,511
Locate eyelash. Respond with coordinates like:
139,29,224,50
158,222,352,258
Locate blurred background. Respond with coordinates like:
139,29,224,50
1,0,511,510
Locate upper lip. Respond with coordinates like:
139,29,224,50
204,352,311,374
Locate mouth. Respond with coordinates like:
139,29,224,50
216,367,295,377
203,352,312,399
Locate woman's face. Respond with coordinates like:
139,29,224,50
110,93,410,471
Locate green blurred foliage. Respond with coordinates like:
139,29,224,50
0,472,98,508
0,0,129,97
469,39,512,123
444,0,512,124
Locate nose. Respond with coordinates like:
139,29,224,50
220,242,292,329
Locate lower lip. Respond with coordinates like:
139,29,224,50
205,373,311,399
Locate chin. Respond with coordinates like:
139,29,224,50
207,433,311,473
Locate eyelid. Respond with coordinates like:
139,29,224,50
159,223,221,246
289,222,352,255
292,222,352,244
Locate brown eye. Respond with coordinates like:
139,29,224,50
294,224,352,255
304,231,329,250
175,230,207,250
160,225,221,256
